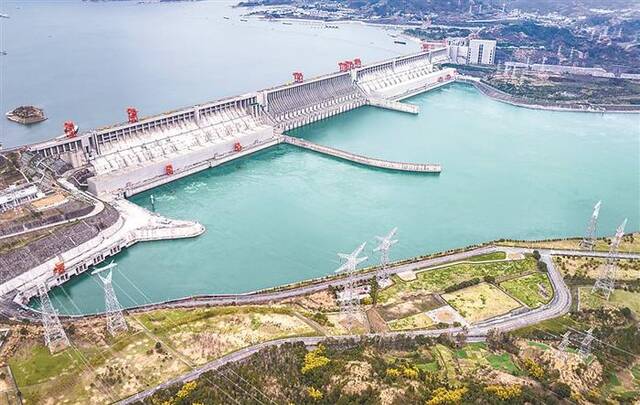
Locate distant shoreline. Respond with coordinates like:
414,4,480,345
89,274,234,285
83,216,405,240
458,77,640,114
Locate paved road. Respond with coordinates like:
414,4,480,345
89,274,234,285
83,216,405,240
117,247,639,404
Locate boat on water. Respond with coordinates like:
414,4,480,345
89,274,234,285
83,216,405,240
0,13,9,19
394,40,407,45
223,16,230,20
6,106,47,125
240,18,248,22
325,24,338,29
282,22,293,25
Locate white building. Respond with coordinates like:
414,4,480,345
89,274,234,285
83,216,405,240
447,39,496,65
467,39,496,65
0,184,44,213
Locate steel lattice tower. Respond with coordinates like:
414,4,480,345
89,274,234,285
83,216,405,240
580,201,602,250
38,284,70,353
592,219,627,300
374,227,398,282
578,328,595,360
557,331,572,359
335,242,368,318
93,262,128,336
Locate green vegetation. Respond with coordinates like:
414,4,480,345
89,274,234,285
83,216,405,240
442,283,521,323
8,305,318,404
145,335,572,405
387,312,434,331
486,353,521,375
500,273,553,308
379,256,537,304
467,251,506,262
578,287,640,316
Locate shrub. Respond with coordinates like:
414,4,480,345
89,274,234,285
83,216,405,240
307,386,323,400
427,387,468,405
385,368,401,378
523,358,545,380
301,345,330,374
552,382,572,399
484,384,522,400
444,278,480,293
176,381,197,399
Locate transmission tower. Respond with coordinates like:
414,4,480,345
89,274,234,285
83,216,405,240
557,331,572,359
335,242,368,320
38,284,70,353
580,200,602,250
374,227,398,283
93,262,128,336
592,218,627,300
578,328,595,360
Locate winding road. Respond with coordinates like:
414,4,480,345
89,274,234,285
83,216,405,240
117,246,640,404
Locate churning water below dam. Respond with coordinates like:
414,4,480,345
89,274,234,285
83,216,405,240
44,84,640,314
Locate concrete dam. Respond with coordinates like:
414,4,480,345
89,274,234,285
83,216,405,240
3,47,457,305
19,47,453,198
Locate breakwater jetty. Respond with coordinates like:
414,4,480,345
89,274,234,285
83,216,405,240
282,136,441,173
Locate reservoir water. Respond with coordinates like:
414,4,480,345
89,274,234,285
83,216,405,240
0,0,411,147
46,84,640,314
2,1,638,315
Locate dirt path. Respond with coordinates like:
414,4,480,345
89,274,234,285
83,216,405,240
366,308,389,333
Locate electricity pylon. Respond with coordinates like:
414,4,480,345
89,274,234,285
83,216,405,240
93,262,128,336
374,227,398,282
335,242,368,318
38,283,70,353
592,219,627,300
580,201,601,250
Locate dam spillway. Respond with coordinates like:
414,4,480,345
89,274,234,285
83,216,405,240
16,47,453,198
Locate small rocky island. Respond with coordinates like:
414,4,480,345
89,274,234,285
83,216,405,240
5,106,47,125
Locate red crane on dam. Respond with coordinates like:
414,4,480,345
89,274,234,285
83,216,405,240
63,121,78,138
127,107,139,123
292,72,304,83
338,59,360,72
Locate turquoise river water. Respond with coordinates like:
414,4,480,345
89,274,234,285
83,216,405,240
46,83,640,314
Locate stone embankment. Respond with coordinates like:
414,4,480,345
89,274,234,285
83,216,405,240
457,76,640,114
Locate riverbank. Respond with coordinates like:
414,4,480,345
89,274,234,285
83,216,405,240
458,76,640,114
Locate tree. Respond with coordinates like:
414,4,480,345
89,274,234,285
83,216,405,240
620,307,632,319
532,250,541,260
552,382,572,398
370,278,380,305
537,260,548,272
484,275,496,284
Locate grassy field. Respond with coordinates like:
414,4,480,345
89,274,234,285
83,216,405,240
500,273,552,308
379,256,537,305
554,256,640,280
442,283,522,323
497,233,640,254
578,288,640,316
387,313,434,331
376,291,442,322
467,252,507,262
8,306,318,404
